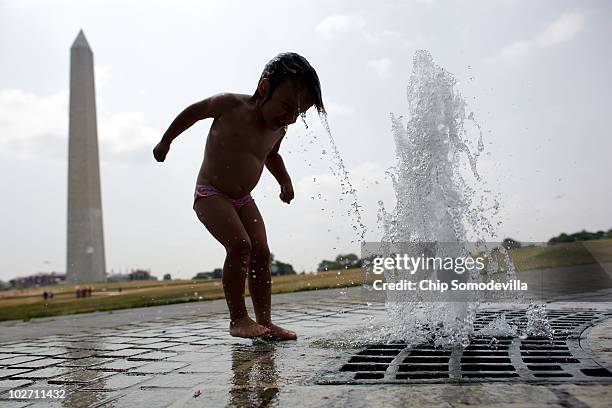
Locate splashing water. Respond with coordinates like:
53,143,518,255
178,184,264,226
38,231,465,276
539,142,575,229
372,50,554,346
296,111,367,247
317,112,368,243
523,303,554,339
376,50,495,346
381,50,487,243
479,313,517,337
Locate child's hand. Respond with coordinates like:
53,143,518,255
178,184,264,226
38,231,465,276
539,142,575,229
153,141,170,162
279,182,294,204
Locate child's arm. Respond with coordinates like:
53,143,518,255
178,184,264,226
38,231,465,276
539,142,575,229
265,135,294,203
153,93,237,162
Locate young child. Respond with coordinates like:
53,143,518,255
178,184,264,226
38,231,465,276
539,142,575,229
153,53,324,340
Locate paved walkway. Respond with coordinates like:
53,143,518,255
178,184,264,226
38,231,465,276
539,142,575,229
0,288,611,407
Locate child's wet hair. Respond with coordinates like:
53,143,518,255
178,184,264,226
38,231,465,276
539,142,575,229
253,52,325,114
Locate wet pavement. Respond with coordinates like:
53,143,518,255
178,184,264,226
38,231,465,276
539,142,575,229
0,288,611,407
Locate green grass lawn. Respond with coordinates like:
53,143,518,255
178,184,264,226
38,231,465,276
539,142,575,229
0,268,364,322
489,239,612,272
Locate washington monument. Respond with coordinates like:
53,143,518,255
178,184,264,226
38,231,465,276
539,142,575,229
66,30,106,283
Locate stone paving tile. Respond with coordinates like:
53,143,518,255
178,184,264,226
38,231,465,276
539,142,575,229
127,351,178,361
162,333,201,339
0,346,42,354
0,356,44,366
61,342,107,351
96,337,142,344
128,331,167,338
299,323,337,329
131,341,180,350
157,327,185,332
56,357,111,368
61,336,99,342
139,373,209,389
184,345,228,354
130,361,188,375
57,349,100,359
162,336,207,344
47,370,116,385
81,373,152,391
551,384,612,408
9,358,65,370
0,354,21,361
190,338,234,346
172,385,230,407
0,379,33,393
104,388,190,408
0,399,32,408
97,348,149,358
0,401,32,408
26,392,97,408
163,344,209,353
58,333,87,341
26,348,69,357
198,330,227,337
165,352,215,363
186,324,222,330
12,367,73,380
27,340,66,346
0,341,21,347
89,359,147,372
129,337,169,345
178,360,230,374
4,348,51,357
0,369,33,380
98,343,135,352
14,383,115,408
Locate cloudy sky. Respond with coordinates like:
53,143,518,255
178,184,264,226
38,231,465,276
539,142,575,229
1,0,610,281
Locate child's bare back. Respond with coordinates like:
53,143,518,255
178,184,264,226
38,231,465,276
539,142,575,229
153,53,324,340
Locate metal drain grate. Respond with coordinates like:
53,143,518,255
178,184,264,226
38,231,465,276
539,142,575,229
317,309,612,384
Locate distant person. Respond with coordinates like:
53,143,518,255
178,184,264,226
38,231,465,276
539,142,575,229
43,291,48,301
75,287,81,298
153,53,325,340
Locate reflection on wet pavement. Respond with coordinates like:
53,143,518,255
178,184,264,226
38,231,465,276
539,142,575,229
229,343,279,407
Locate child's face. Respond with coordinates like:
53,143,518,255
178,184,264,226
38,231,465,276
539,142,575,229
259,79,314,131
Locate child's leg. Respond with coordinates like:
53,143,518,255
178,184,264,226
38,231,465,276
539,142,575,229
237,201,297,340
194,195,269,338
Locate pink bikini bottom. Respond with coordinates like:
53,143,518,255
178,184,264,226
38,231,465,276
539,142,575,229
193,184,254,210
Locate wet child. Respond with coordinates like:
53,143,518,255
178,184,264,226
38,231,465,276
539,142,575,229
153,53,324,339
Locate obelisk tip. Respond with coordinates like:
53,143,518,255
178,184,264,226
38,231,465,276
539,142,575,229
71,29,91,49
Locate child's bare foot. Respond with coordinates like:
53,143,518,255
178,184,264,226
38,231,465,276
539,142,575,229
263,323,298,340
229,317,270,338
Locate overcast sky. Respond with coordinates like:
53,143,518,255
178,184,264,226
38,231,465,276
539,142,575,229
1,0,611,281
